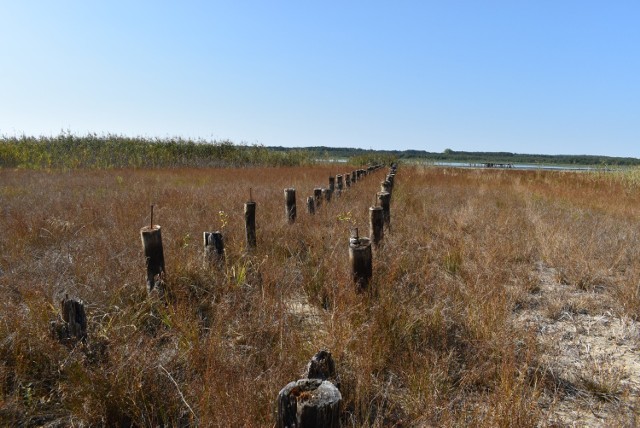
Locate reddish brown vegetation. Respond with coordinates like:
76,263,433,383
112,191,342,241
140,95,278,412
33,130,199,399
1,165,639,426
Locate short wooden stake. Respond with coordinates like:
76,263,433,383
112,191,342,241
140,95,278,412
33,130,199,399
62,296,87,340
314,188,323,207
387,173,395,186
349,229,372,291
140,225,165,292
245,201,257,249
284,188,296,223
306,350,337,381
307,196,315,215
369,206,384,246
351,171,357,183
51,295,87,343
381,180,392,196
336,175,343,191
345,173,351,188
328,176,335,192
323,188,332,203
276,379,341,428
377,191,391,229
204,231,225,265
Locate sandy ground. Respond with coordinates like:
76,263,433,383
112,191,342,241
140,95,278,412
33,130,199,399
515,262,640,427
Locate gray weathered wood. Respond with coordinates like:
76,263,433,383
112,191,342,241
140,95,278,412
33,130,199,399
244,201,257,249
380,180,392,195
349,230,372,291
328,176,335,192
51,296,87,343
369,206,384,246
306,350,336,381
307,196,315,215
377,191,391,229
322,188,332,203
204,231,225,265
285,188,297,223
277,379,341,428
336,175,343,191
140,225,165,292
314,188,323,208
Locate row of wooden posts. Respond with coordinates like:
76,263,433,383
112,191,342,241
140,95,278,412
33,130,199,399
51,162,398,428
141,164,386,293
277,163,398,427
52,163,391,344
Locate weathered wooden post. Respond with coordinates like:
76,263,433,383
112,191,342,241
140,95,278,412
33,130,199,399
245,201,257,249
62,296,87,340
276,350,341,428
314,188,323,208
369,206,384,246
277,379,341,428
306,350,337,381
141,206,165,293
336,175,343,191
380,180,392,196
323,188,332,203
345,173,351,188
204,231,225,265
351,171,357,184
377,191,391,229
284,188,296,223
328,176,335,192
349,228,373,291
307,196,315,215
51,295,87,343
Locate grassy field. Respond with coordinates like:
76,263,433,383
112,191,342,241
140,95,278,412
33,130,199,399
1,165,640,426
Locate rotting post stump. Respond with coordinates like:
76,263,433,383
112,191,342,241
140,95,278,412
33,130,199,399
285,188,297,223
276,379,341,428
369,206,384,246
204,231,225,265
349,229,372,291
140,225,165,293
245,201,257,249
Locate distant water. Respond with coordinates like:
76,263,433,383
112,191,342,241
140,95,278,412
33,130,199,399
432,161,600,172
316,158,348,163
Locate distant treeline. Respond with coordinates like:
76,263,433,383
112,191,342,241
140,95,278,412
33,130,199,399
271,146,640,167
2,134,638,169
0,134,313,169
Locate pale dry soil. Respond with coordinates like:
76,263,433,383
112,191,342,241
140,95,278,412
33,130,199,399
515,262,640,427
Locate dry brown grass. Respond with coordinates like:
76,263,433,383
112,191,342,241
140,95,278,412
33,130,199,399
1,165,640,426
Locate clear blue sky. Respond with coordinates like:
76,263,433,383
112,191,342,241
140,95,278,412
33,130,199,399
1,1,639,157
